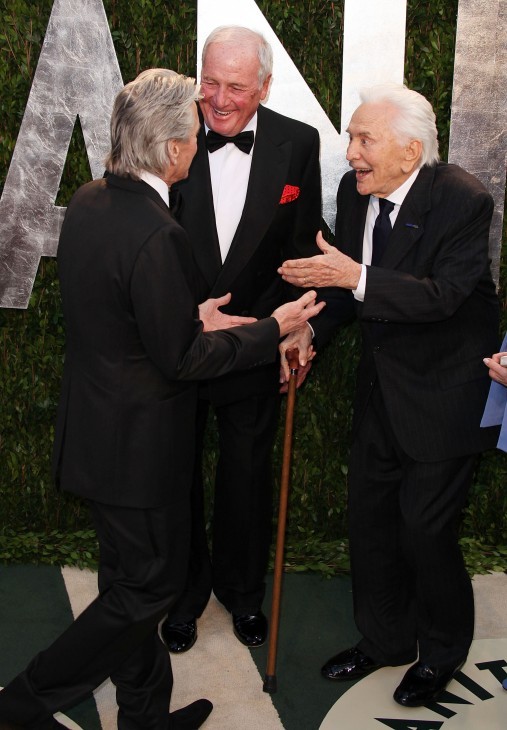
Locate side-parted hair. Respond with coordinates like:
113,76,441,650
202,25,273,87
360,83,440,167
105,68,201,179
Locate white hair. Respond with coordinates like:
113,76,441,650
359,83,440,167
202,25,273,87
105,68,201,179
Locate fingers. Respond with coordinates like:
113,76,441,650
213,292,232,306
316,230,331,253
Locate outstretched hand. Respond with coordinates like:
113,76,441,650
278,231,362,290
199,292,257,332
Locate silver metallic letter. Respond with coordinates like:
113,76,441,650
0,0,123,309
449,0,507,282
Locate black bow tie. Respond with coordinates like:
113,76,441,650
205,129,254,154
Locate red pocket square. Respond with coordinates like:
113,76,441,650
279,184,300,204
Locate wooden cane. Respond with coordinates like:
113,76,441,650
263,347,300,694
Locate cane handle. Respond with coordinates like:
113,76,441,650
285,348,300,372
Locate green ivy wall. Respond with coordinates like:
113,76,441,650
1,0,506,571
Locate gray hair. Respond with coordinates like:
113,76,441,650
105,68,201,179
202,25,273,87
359,83,440,167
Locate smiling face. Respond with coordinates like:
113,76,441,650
199,41,271,137
346,101,421,198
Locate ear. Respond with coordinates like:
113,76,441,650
167,139,179,166
260,74,272,103
402,139,422,173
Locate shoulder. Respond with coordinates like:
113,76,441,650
428,162,492,201
257,105,319,142
420,163,493,223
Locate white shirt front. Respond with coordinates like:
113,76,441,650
206,114,257,262
354,168,420,301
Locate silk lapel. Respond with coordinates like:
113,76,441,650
174,125,222,289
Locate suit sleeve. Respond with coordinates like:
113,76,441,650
130,224,280,381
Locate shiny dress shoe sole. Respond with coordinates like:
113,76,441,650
393,660,465,707
232,611,268,647
321,646,383,680
160,618,197,653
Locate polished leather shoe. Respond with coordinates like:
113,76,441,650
160,618,197,653
321,646,383,680
232,610,268,647
170,699,213,730
393,660,465,707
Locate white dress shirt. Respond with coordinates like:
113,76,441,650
206,114,257,262
354,168,420,301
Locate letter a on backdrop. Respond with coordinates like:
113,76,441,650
0,0,123,309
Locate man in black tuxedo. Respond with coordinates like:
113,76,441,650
0,69,323,730
279,83,500,707
161,26,322,652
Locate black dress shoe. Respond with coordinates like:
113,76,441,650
160,618,197,653
170,699,213,729
321,646,383,680
393,660,465,707
232,611,267,647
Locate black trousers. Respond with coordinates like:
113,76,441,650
168,393,280,621
349,384,476,670
0,501,190,729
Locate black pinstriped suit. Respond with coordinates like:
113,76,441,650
313,163,500,669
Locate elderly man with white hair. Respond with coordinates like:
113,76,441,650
279,82,500,706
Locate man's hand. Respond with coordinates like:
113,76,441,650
278,230,362,290
279,325,314,391
199,292,256,332
484,352,507,387
271,290,325,338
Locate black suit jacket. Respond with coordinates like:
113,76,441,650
173,104,322,404
313,163,500,462
52,175,280,508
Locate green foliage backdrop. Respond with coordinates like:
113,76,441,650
1,0,506,571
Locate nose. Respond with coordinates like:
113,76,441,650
212,84,229,109
346,139,360,161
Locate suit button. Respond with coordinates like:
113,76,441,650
373,346,380,352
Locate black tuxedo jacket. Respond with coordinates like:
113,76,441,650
173,104,322,404
313,163,500,462
52,175,280,508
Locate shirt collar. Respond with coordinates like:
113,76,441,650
139,170,169,207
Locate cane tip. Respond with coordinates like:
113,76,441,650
263,674,277,693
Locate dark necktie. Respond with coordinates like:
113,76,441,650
371,198,395,266
205,129,254,154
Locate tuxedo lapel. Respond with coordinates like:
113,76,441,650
174,126,222,289
213,106,291,290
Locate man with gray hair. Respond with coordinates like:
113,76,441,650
161,26,322,652
279,83,500,706
0,68,323,730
